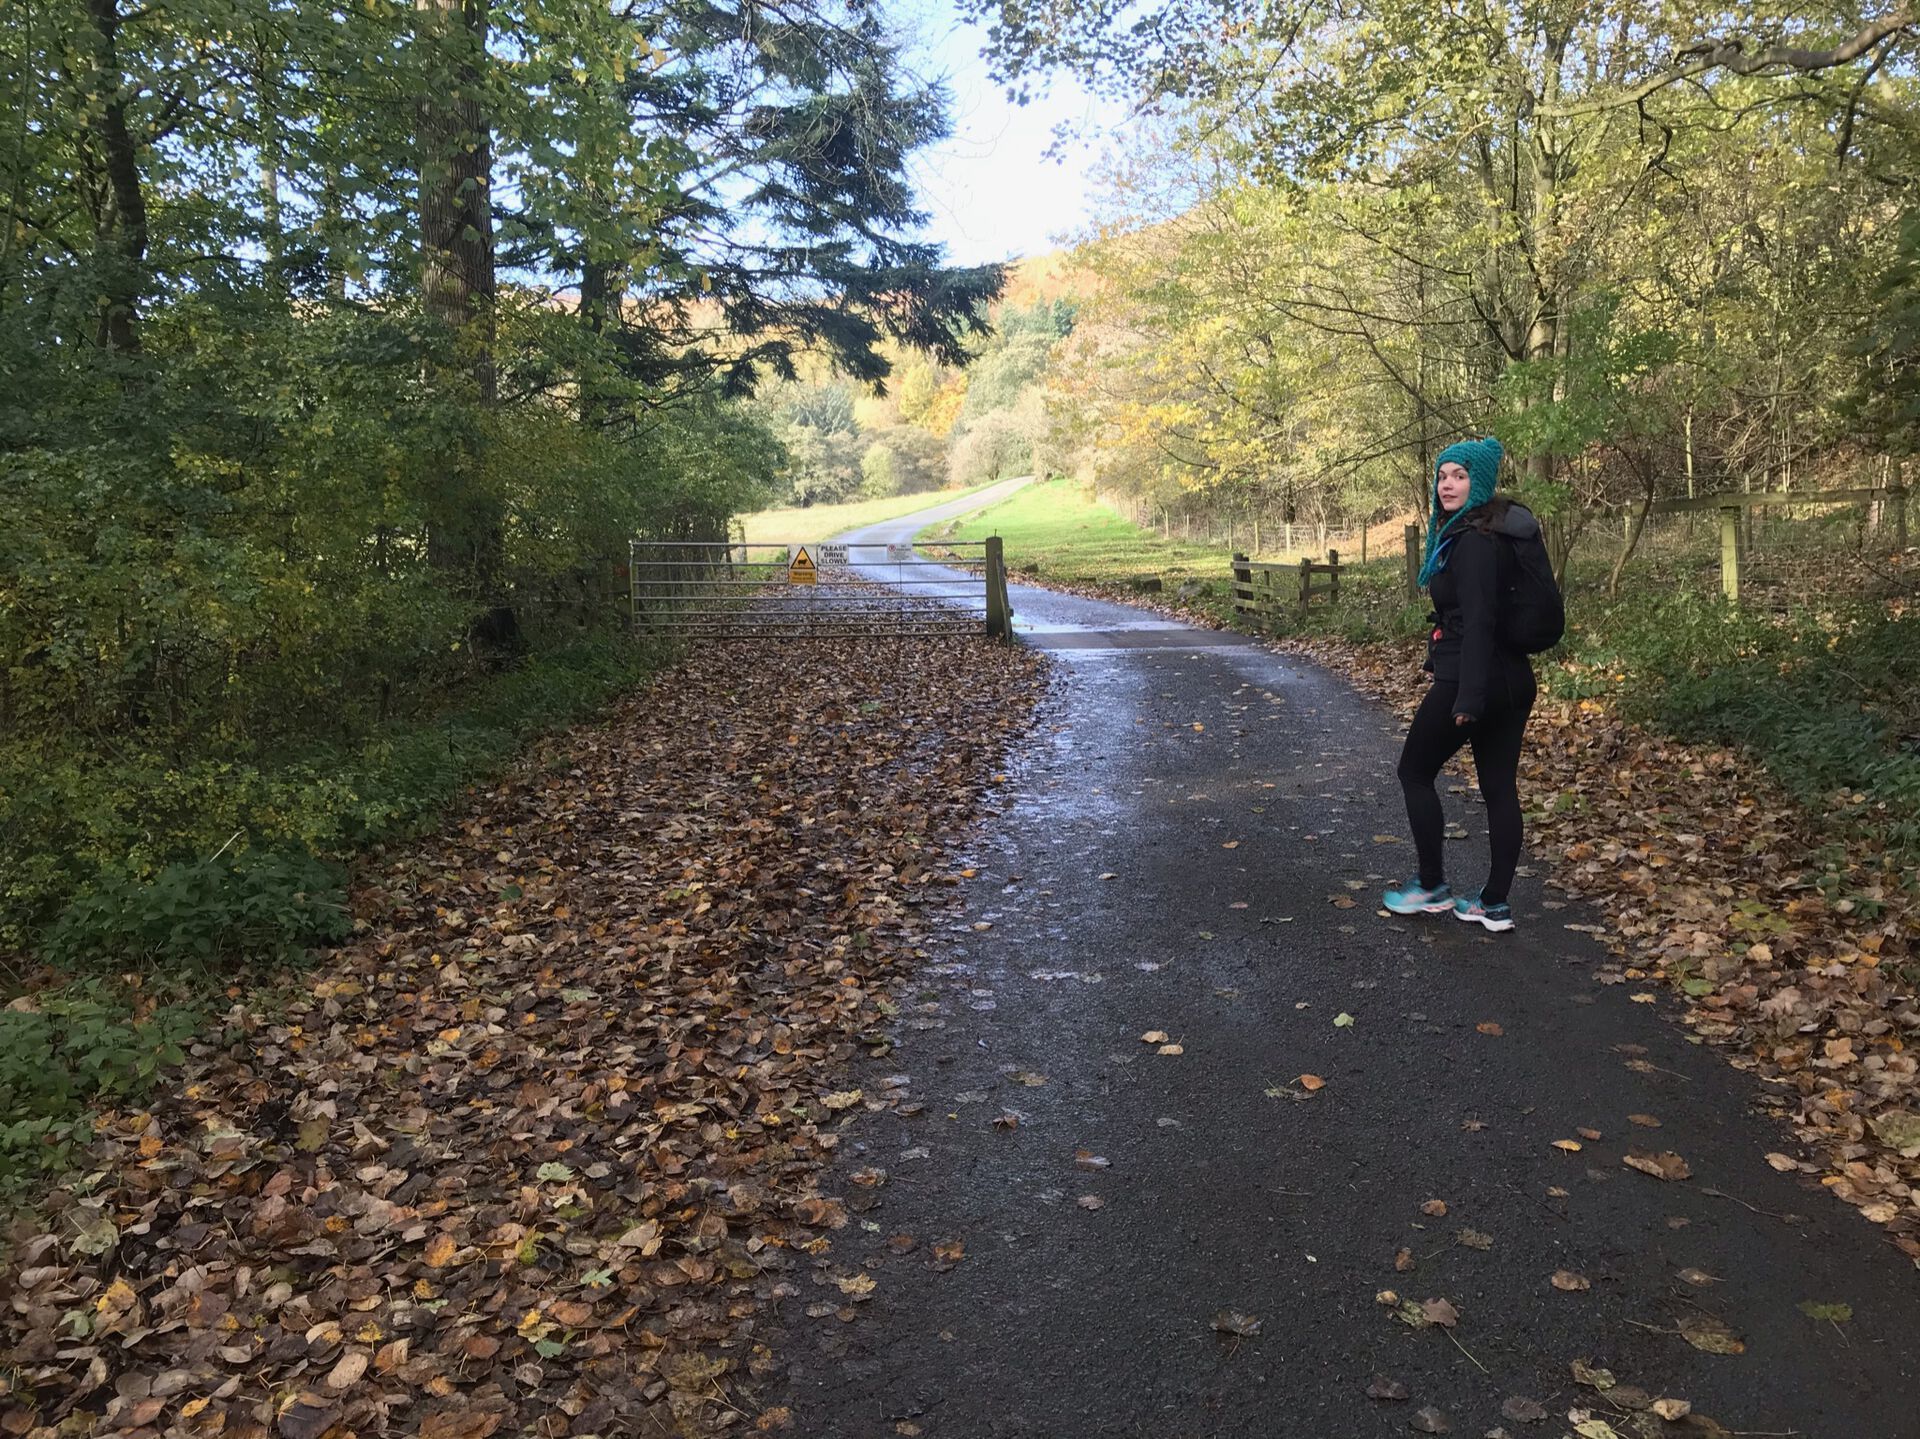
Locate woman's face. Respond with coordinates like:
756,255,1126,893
1436,462,1471,514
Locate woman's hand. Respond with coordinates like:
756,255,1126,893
1454,713,1474,726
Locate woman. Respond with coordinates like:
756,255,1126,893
1382,436,1539,932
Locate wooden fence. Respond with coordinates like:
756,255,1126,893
1232,551,1342,623
1605,485,1906,601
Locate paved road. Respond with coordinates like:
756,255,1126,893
772,498,1916,1438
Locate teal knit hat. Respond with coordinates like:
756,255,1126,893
1418,436,1504,587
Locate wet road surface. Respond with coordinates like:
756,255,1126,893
768,506,1916,1438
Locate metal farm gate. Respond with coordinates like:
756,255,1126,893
627,538,1012,641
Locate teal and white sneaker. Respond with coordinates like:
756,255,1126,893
1454,891,1514,932
1383,880,1454,915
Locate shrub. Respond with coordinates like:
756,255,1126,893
44,849,351,973
0,983,199,1196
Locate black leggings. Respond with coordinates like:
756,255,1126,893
1396,668,1535,905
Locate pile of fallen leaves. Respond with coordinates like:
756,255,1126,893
0,634,1045,1438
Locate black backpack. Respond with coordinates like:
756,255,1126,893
1495,530,1565,653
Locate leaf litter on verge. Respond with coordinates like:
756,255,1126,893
0,631,1048,1436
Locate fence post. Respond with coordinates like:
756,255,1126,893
985,535,1012,638
1403,524,1421,597
1718,505,1740,603
1298,557,1313,616
627,538,639,630
1328,549,1340,604
1259,566,1274,627
1232,552,1251,619
1896,480,1910,552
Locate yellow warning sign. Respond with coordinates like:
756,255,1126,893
789,545,818,586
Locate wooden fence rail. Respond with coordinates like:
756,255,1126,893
1604,484,1907,601
1233,551,1341,624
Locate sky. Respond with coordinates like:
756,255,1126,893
894,1,1132,267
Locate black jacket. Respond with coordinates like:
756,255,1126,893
1424,500,1539,720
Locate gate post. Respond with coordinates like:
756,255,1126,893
985,536,1012,639
1232,552,1251,618
1719,505,1740,603
1403,524,1421,597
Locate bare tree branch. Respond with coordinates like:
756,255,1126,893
1542,9,1914,119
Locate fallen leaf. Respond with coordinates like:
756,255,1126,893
1571,1360,1616,1390
1456,1229,1493,1251
277,1395,341,1439
1141,1030,1169,1044
1076,1195,1105,1211
1333,1012,1356,1028
1298,1073,1326,1091
1211,1309,1261,1337
1623,1149,1692,1182
1420,1297,1459,1328
1476,1021,1504,1036
1651,1399,1692,1421
1577,1127,1602,1141
1501,1395,1548,1423
1677,1312,1745,1354
1550,1270,1591,1292
1553,1140,1584,1153
324,1350,368,1391
1394,1247,1415,1272
1628,1114,1662,1128
1869,1110,1920,1158
1366,1375,1410,1401
1573,1421,1622,1439
1764,1152,1798,1172
932,1240,964,1266
1798,1300,1852,1323
1156,1043,1184,1056
1677,1267,1719,1286
1222,840,1241,850
1420,1198,1448,1217
1409,1405,1452,1433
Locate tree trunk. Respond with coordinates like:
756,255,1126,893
1521,29,1570,486
1608,463,1655,597
86,0,148,356
417,0,518,652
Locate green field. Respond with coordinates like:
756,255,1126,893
740,482,996,547
924,479,1252,620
